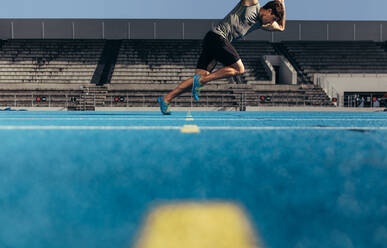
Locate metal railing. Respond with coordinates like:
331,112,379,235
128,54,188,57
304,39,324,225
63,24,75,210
6,92,383,110
0,94,81,108
316,76,340,107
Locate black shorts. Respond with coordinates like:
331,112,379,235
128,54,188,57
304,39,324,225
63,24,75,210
196,31,241,71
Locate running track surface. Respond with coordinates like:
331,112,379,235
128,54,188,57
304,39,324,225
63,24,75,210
0,111,386,248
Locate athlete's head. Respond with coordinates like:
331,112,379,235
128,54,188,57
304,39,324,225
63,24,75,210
260,1,284,24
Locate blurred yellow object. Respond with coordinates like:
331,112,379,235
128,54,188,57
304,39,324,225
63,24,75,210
135,202,261,248
180,125,200,133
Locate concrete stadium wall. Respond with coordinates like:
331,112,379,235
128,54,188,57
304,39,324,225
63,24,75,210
314,74,387,107
0,19,386,41
264,55,297,85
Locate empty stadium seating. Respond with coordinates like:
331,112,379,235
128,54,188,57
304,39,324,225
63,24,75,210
233,41,277,82
110,40,276,85
282,41,387,74
0,39,104,85
2,39,386,109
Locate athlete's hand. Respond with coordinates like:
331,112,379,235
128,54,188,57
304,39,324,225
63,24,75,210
276,0,285,6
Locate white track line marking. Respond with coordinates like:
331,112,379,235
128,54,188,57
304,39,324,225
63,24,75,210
185,111,194,121
199,126,387,130
0,126,181,130
0,126,386,131
0,118,386,121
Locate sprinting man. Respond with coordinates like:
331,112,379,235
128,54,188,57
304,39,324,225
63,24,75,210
158,0,286,115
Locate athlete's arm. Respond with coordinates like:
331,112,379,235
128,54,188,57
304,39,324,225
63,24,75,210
262,21,284,32
242,0,259,6
276,0,286,31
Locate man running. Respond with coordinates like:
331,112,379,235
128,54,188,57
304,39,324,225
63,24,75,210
158,0,286,115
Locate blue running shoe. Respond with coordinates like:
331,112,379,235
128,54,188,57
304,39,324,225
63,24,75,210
158,96,171,115
192,75,203,101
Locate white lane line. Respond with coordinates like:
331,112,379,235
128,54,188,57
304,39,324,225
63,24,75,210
181,112,200,133
0,126,386,131
199,126,387,130
185,111,194,121
0,118,386,121
0,126,181,130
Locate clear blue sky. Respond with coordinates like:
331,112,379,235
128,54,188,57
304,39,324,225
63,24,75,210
1,0,387,20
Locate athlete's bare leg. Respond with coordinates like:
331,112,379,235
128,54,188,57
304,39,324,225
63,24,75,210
164,59,244,104
164,60,216,104
200,59,245,85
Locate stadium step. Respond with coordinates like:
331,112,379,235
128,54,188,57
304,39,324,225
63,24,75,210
230,84,260,110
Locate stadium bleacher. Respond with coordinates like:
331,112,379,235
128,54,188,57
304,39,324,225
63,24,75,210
0,39,105,110
227,41,277,82
110,40,276,85
106,39,279,109
1,38,386,109
111,40,203,85
0,40,104,85
282,41,387,75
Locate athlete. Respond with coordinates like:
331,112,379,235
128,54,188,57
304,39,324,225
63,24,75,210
158,0,286,115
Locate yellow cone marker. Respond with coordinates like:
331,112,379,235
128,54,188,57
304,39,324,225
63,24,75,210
135,202,261,248
180,125,200,133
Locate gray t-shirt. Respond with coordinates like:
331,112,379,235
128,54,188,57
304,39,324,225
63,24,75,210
212,2,262,42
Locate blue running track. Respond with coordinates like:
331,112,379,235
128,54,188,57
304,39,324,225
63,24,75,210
0,111,386,248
